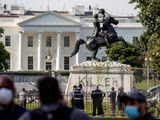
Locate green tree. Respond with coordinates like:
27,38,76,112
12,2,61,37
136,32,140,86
0,28,10,71
130,0,160,74
106,41,143,67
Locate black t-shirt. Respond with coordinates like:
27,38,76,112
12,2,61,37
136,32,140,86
0,104,26,120
30,105,73,120
138,113,156,120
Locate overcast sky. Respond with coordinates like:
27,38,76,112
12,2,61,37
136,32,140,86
1,0,138,16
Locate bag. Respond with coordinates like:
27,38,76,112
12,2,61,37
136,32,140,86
30,105,73,120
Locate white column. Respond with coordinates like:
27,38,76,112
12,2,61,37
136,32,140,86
19,31,23,70
76,32,80,64
37,32,42,70
56,32,62,71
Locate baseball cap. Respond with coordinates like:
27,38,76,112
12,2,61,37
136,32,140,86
121,90,147,103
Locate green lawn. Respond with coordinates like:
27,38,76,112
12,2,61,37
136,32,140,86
95,118,128,120
136,80,160,90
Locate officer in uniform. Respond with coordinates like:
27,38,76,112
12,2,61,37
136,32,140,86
91,86,105,116
72,85,84,110
71,85,77,107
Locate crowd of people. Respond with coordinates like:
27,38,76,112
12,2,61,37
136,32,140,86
71,85,127,117
0,76,156,120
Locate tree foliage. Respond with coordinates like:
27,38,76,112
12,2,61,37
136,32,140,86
0,28,10,71
130,0,160,74
106,42,143,67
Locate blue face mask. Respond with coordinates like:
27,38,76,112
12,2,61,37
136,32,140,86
125,105,140,120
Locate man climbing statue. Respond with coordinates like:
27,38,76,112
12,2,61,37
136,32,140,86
93,14,101,38
98,8,119,48
70,8,128,61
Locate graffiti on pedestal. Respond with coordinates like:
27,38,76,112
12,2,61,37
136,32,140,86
78,75,119,91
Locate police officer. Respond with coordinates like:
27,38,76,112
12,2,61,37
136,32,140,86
72,85,84,110
71,85,77,107
78,84,84,110
91,86,105,116
121,90,156,120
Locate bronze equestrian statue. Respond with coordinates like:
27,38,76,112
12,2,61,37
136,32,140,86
70,9,128,61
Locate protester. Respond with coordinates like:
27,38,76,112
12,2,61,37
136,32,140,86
19,88,28,108
121,90,156,120
108,87,116,116
91,86,105,116
117,87,126,116
19,77,92,120
0,76,26,120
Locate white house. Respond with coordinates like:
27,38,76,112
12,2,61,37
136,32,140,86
0,6,144,71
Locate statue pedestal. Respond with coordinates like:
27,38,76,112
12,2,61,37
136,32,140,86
65,61,135,94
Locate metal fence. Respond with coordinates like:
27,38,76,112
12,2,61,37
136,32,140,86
4,67,160,118
15,92,160,118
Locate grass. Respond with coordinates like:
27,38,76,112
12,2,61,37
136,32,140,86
136,80,160,90
95,118,128,120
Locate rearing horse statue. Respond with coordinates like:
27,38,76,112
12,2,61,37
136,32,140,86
70,10,128,61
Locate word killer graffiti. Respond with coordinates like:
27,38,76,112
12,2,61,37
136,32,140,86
78,75,122,91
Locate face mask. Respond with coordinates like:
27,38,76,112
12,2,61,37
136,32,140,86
0,88,13,105
125,105,140,120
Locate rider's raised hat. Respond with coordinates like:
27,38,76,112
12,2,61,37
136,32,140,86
121,90,147,103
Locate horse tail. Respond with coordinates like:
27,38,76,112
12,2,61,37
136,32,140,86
70,39,86,57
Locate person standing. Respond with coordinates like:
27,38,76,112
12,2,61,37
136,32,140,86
71,85,77,107
19,77,92,120
19,88,27,109
91,86,105,116
117,87,126,116
72,85,84,110
78,84,85,111
0,76,26,120
108,87,116,116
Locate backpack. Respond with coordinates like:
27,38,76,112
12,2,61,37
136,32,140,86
30,105,73,120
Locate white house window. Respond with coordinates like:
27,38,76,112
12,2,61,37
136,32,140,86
46,62,52,70
102,57,108,62
28,36,33,47
46,36,52,47
64,36,70,47
5,36,11,46
86,56,92,61
28,56,33,70
64,57,69,70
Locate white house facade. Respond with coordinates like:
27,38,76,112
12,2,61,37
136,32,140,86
0,9,144,71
